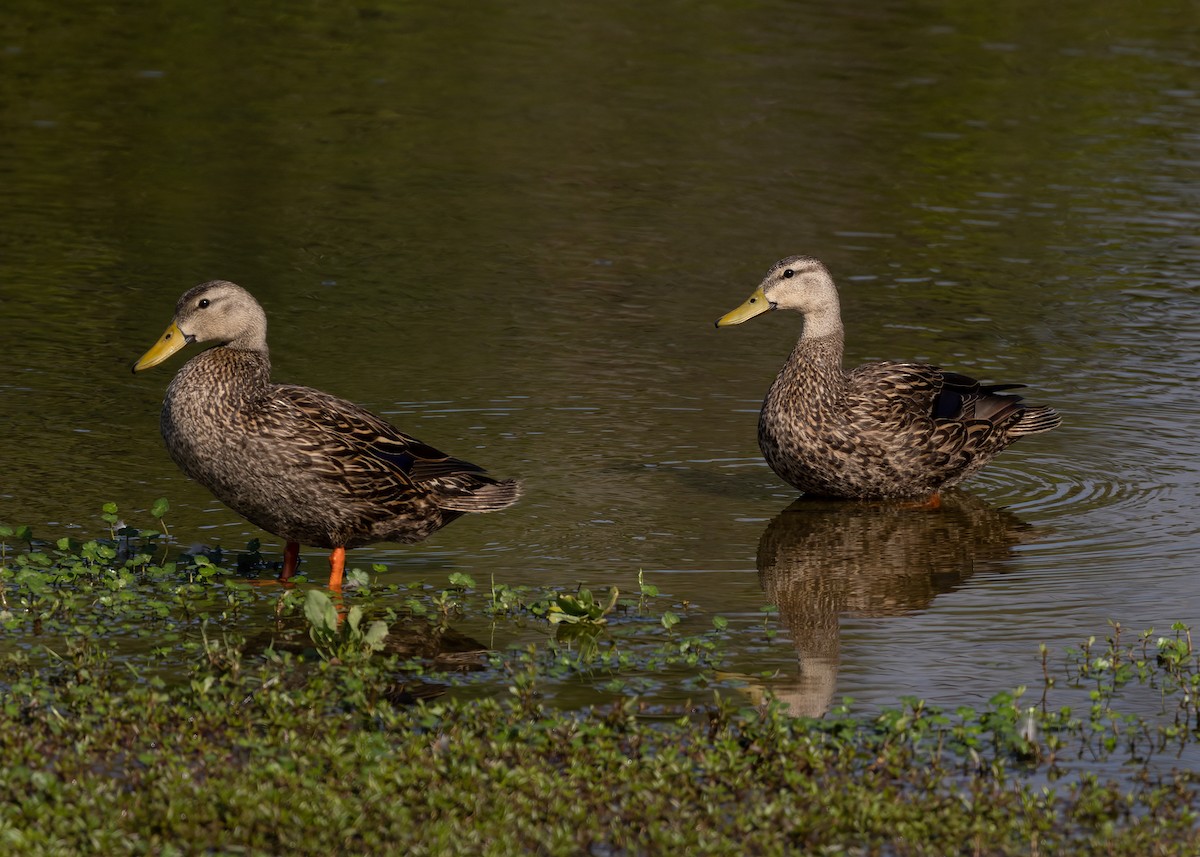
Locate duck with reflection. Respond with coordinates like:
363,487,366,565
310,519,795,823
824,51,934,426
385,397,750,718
753,492,1029,717
716,256,1060,500
132,280,522,589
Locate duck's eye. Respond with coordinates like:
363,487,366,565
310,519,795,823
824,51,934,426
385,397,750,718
783,269,795,279
198,298,210,309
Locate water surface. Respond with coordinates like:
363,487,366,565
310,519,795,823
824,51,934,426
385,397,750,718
2,0,1198,718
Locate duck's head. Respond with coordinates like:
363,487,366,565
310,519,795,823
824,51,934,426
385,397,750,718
715,256,841,333
132,280,268,372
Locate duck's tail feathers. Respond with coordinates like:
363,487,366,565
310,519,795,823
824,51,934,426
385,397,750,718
1009,406,1061,436
436,478,523,513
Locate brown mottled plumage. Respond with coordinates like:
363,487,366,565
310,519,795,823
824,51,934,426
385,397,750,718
716,256,1060,500
133,280,521,587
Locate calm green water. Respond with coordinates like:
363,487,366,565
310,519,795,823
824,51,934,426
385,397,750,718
2,0,1198,715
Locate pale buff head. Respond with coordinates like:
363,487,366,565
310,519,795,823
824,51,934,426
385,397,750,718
133,280,269,372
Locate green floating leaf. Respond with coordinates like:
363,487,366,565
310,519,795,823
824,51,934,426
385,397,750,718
102,502,118,515
448,571,476,589
151,498,170,518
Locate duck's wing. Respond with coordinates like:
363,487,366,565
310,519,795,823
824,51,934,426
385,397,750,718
845,362,943,429
846,362,1057,442
933,371,1027,423
259,384,520,512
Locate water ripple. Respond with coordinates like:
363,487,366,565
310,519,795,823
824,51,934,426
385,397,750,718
975,460,1164,515
969,449,1187,572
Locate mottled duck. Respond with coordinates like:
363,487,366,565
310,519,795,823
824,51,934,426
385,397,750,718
715,255,1060,501
133,281,521,588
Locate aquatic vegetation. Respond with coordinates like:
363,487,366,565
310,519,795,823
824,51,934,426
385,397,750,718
305,588,389,663
2,506,1200,854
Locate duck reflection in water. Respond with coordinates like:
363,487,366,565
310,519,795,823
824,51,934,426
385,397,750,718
747,492,1030,717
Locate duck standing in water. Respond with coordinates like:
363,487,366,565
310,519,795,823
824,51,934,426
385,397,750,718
716,256,1060,501
133,280,521,588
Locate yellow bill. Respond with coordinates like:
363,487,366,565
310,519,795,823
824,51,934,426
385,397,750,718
132,321,191,372
715,286,772,328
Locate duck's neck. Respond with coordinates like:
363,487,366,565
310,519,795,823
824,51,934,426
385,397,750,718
216,346,271,386
800,306,843,343
172,346,272,403
786,307,845,384
759,312,847,450
227,329,269,352
770,320,847,410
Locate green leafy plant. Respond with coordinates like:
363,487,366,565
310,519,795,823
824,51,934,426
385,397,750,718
151,497,171,536
304,589,388,663
545,586,619,627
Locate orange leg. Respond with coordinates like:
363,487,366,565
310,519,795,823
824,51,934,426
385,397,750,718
901,493,942,511
279,541,301,581
328,546,346,590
